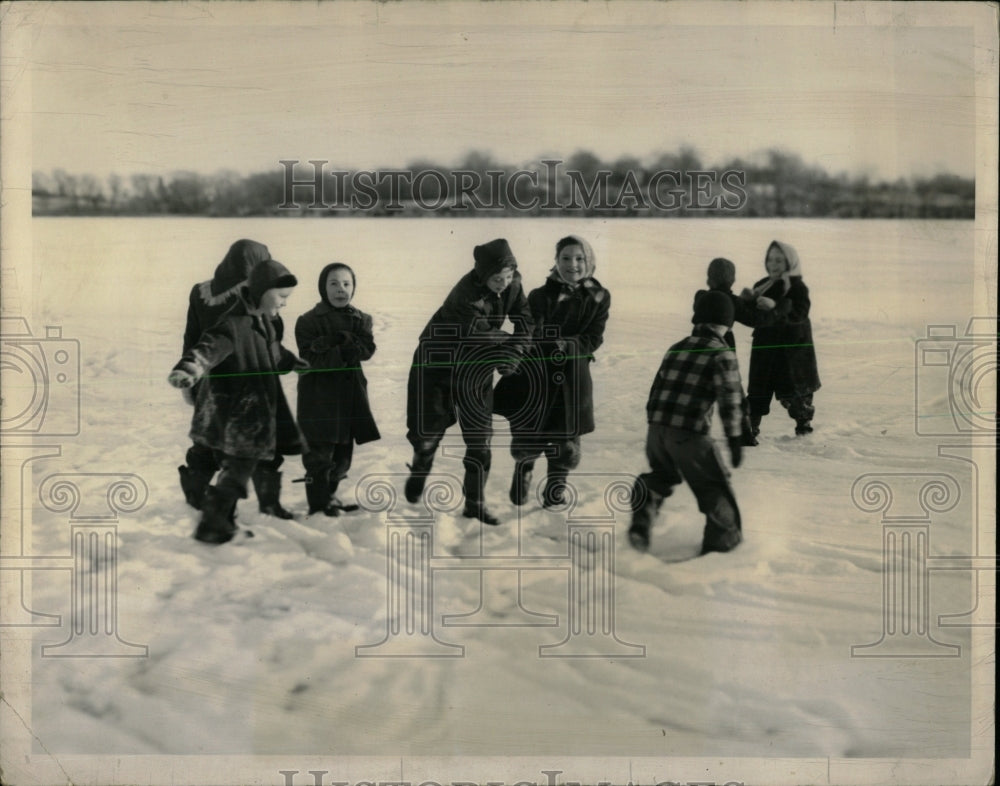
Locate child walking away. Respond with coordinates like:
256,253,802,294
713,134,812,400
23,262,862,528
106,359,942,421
177,239,298,519
628,291,745,555
168,259,306,544
692,257,758,446
405,238,533,526
739,240,821,438
494,235,610,508
295,263,380,516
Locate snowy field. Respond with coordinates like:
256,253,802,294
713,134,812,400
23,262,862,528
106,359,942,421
5,216,995,784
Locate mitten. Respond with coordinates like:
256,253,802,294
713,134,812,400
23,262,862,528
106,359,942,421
310,335,333,353
168,362,199,389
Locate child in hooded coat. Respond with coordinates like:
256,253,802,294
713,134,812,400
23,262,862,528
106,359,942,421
295,263,380,516
177,239,298,519
739,240,821,437
691,257,758,446
168,259,306,544
405,238,534,526
494,235,610,508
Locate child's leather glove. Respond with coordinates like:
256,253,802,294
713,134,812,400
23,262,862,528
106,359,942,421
727,436,743,468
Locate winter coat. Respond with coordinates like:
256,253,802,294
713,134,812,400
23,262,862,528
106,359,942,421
743,241,821,399
406,257,533,440
646,325,744,438
295,267,380,446
174,270,305,461
494,274,610,439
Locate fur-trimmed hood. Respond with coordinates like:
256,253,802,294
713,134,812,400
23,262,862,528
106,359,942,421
197,239,271,306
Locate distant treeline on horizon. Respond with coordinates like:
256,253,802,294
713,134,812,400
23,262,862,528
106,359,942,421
32,148,974,219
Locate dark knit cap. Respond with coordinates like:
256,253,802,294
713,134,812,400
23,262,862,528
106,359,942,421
247,259,297,305
473,238,518,279
707,257,736,289
693,290,735,328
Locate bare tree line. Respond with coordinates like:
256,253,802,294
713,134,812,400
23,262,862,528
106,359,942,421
32,148,974,219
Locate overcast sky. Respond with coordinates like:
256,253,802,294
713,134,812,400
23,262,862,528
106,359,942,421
20,1,979,181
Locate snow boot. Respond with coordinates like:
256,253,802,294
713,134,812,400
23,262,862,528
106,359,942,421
628,480,664,552
253,467,295,519
305,470,338,517
795,420,813,436
404,451,435,504
178,465,211,510
462,500,501,526
194,485,240,544
509,460,534,506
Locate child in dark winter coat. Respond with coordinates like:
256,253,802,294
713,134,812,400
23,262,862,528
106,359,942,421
177,239,298,519
692,257,758,446
168,259,306,544
405,238,533,526
629,291,745,555
295,263,380,516
494,235,610,508
739,240,821,438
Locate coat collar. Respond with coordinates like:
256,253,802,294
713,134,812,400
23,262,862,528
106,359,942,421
311,301,361,318
544,273,606,302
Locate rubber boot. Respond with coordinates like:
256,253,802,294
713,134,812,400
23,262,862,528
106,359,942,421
627,479,664,552
253,467,295,519
178,465,212,510
509,459,534,506
404,451,435,504
462,465,499,526
305,469,335,516
195,485,240,544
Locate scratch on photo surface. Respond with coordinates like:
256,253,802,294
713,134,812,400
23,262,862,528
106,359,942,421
1,693,76,785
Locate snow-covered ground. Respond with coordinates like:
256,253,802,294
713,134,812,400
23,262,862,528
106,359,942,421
3,216,994,785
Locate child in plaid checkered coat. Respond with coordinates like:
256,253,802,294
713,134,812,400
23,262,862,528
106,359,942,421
628,290,745,555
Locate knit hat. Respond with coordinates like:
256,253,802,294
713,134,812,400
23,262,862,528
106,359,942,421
247,259,298,305
318,262,356,307
707,257,736,289
693,290,735,328
210,239,271,296
473,238,518,280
